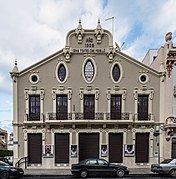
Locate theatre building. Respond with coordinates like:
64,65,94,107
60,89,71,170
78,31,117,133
10,20,164,169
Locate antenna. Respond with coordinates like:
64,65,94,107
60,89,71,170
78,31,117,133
105,17,114,37
120,42,125,50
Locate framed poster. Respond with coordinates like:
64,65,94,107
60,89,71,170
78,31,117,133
43,144,54,157
124,144,135,157
71,145,77,158
101,144,108,157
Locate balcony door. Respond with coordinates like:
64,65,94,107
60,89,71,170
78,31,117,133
84,95,95,119
56,95,68,120
138,95,148,120
111,95,121,119
29,95,40,121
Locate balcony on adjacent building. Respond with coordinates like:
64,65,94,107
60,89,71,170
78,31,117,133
165,117,176,129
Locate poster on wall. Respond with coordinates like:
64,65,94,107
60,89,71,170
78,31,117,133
71,145,77,158
124,144,135,157
101,144,108,157
43,144,54,157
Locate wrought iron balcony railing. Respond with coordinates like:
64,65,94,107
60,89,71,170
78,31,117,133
134,113,154,121
24,113,44,122
46,112,131,121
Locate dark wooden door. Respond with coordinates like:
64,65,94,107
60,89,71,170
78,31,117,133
109,133,123,163
28,133,42,164
135,133,149,163
79,133,99,161
55,133,69,163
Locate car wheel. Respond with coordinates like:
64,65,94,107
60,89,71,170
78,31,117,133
80,170,88,178
116,169,125,178
1,171,9,179
170,169,176,177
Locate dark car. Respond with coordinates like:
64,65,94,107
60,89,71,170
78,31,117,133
0,158,13,166
0,160,24,179
71,158,129,178
151,158,176,177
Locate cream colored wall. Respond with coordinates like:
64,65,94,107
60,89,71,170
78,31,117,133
14,27,161,167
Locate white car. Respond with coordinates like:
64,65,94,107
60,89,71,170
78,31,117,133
151,159,176,177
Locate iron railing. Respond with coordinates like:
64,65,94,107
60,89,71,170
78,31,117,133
15,156,29,168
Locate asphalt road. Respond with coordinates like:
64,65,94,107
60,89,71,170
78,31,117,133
21,174,173,179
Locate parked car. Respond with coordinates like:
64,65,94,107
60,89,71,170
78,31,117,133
71,158,129,178
0,157,13,166
151,158,176,177
0,160,24,179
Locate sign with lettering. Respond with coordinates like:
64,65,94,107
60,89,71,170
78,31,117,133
72,37,106,54
73,48,106,54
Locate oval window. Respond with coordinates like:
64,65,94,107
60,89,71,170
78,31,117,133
58,64,66,82
84,60,94,82
112,64,120,82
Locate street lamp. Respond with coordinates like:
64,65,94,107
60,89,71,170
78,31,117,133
153,127,160,164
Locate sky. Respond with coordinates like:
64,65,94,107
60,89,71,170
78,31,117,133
0,0,176,133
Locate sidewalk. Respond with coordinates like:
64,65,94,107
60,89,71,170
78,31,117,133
24,168,153,176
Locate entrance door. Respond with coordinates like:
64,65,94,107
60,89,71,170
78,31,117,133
55,133,69,163
135,133,149,163
79,133,99,161
28,134,42,164
109,133,123,163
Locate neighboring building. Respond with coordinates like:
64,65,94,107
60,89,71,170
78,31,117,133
10,20,163,169
7,132,13,151
0,128,8,149
143,32,176,160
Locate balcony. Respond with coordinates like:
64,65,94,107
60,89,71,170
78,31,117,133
134,113,154,124
23,113,44,125
165,117,176,129
45,112,133,125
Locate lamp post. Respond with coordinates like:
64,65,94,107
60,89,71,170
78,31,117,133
153,129,160,164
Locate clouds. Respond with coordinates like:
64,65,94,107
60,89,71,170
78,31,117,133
0,0,176,132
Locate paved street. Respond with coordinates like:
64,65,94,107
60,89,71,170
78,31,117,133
20,168,173,178
21,175,173,179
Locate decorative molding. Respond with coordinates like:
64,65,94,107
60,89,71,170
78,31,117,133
75,19,84,44
63,46,72,62
94,19,104,44
166,50,176,77
106,46,115,62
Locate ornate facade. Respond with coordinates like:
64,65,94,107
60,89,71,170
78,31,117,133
11,20,164,169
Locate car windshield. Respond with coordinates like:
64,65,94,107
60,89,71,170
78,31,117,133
161,159,173,164
0,161,9,166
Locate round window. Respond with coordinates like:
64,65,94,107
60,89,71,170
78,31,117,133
32,75,38,82
140,75,146,82
112,64,120,82
58,64,66,82
29,74,39,84
139,74,149,84
84,60,94,82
